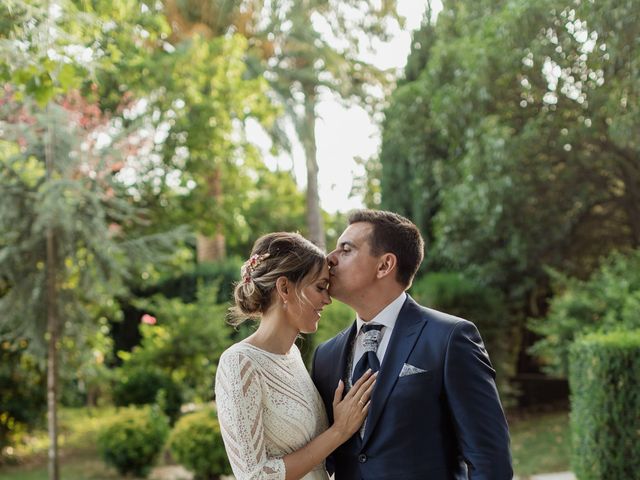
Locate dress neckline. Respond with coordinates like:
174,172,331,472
239,341,298,359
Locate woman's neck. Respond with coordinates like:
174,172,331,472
244,311,298,355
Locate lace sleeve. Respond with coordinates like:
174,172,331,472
215,349,286,480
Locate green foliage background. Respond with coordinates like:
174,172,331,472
530,251,640,375
1,0,640,475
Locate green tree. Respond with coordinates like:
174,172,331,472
379,0,640,374
91,21,280,261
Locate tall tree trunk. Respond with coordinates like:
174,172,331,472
196,233,226,262
302,85,325,249
45,107,60,480
197,167,226,262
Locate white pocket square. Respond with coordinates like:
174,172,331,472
399,363,429,377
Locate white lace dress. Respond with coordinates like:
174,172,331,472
215,342,330,480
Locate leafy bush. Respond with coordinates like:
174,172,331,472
168,408,232,480
569,330,640,479
410,272,518,400
530,250,640,375
113,367,183,422
0,338,45,461
97,405,170,477
121,282,232,403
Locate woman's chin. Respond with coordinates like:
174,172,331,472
300,321,319,334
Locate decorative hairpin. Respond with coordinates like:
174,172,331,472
241,253,271,284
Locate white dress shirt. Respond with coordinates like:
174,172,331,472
350,292,407,378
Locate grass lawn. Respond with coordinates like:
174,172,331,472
509,409,571,477
0,451,125,480
0,407,143,480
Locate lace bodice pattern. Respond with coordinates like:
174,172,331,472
215,342,330,480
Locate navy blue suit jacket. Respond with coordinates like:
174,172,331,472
311,296,512,480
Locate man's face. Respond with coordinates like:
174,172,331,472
326,222,380,303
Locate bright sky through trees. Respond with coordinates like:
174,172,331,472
251,0,439,213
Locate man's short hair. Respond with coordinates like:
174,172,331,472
348,209,424,288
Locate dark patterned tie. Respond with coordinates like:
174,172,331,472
351,323,384,385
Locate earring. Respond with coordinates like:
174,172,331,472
283,300,288,310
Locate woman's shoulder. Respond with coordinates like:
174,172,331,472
220,342,259,361
219,341,297,366
218,343,259,371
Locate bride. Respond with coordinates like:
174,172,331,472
215,232,376,480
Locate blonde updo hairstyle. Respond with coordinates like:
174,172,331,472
229,232,326,325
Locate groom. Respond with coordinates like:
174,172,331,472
311,210,512,479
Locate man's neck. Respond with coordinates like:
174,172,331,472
353,286,405,321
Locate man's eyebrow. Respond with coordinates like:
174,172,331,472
338,240,356,249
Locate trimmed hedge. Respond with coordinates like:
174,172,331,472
569,330,640,479
168,408,232,480
97,406,170,477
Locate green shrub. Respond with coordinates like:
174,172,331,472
97,405,170,477
530,250,640,375
569,330,640,479
410,272,518,400
123,282,231,403
0,338,45,461
113,367,183,422
168,408,232,480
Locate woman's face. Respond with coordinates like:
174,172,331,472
288,262,332,334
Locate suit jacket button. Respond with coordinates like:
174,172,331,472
358,454,367,463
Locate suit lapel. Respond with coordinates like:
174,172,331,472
361,296,427,446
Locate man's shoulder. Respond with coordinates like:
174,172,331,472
407,296,474,334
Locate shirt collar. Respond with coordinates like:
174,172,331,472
356,292,407,334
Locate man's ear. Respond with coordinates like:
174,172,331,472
377,253,397,279
275,276,290,302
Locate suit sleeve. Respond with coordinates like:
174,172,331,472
443,320,513,480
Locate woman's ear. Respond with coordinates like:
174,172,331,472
275,276,290,303
377,253,397,279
